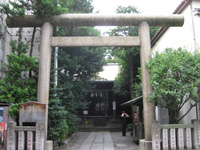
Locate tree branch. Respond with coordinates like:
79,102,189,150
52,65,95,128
29,27,36,57
177,102,197,122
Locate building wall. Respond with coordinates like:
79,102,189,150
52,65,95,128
0,0,11,78
10,27,42,58
152,1,200,53
97,63,120,81
0,0,42,74
152,0,200,124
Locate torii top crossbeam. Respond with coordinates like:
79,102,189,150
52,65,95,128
6,14,184,27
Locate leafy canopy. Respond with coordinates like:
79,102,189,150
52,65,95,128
146,48,200,123
0,0,68,17
56,28,106,135
0,41,38,118
107,5,159,99
48,0,105,143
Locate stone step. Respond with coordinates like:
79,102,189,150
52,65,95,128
79,124,121,132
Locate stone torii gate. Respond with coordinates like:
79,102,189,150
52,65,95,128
6,14,184,150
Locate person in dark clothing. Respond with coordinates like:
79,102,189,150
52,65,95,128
121,111,129,136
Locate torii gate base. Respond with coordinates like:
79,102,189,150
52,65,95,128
6,14,184,150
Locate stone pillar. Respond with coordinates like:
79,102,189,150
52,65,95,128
37,22,53,104
27,131,33,150
139,22,155,142
7,122,16,150
151,121,160,150
45,141,53,150
37,22,53,141
18,131,25,150
185,128,192,149
36,123,45,150
193,120,200,148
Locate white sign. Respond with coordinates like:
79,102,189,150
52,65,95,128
83,110,88,115
113,101,116,110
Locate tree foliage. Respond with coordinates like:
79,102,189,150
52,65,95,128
107,6,140,99
133,68,142,98
0,0,68,17
48,90,69,148
48,0,106,142
146,48,200,123
56,26,106,135
107,6,159,99
0,41,38,118
0,0,101,145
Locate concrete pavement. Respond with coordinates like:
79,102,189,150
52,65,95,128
63,131,139,150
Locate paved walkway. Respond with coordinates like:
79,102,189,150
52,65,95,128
63,132,139,150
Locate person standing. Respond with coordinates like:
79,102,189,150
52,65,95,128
121,111,129,136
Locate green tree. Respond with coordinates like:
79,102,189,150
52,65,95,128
107,6,159,100
107,6,140,99
0,41,38,118
51,0,106,137
48,89,69,148
56,28,106,134
0,0,68,17
146,48,200,123
0,0,69,56
133,68,142,98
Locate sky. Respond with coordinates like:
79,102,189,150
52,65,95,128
92,0,181,15
92,0,182,34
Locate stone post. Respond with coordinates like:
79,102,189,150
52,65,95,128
36,123,45,150
177,128,184,149
27,131,33,150
37,22,53,104
37,22,53,139
7,122,16,150
139,22,155,141
193,120,200,148
18,131,25,150
185,128,192,149
151,121,160,150
170,128,176,149
139,22,155,150
162,129,169,150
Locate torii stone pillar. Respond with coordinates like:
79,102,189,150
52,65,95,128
37,22,53,141
37,22,53,104
139,22,155,149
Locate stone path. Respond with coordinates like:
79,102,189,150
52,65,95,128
63,132,139,150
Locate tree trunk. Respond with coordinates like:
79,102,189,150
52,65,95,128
18,28,23,42
129,53,134,99
29,27,36,78
29,27,36,57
